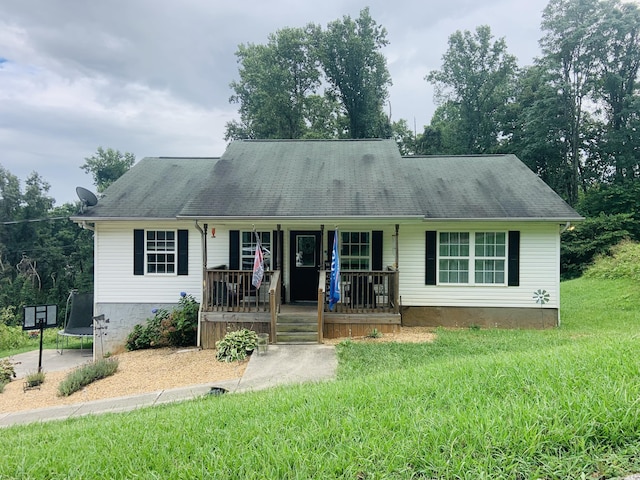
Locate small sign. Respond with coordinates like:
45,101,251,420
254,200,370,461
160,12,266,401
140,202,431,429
23,304,58,330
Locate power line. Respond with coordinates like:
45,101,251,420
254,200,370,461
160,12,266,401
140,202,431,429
1,216,70,225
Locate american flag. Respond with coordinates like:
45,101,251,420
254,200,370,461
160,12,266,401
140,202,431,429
252,232,264,289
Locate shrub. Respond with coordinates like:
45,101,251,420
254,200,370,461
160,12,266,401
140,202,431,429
215,329,258,362
0,306,19,327
58,358,119,397
561,212,635,279
126,292,199,351
366,328,382,338
25,370,45,388
125,310,166,350
584,240,640,281
0,358,16,386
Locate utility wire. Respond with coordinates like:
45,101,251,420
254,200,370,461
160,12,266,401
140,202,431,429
1,216,70,225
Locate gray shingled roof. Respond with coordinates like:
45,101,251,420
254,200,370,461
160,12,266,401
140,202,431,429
72,139,582,221
71,157,218,219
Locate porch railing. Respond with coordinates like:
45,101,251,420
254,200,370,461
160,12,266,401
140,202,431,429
203,269,274,312
322,269,399,314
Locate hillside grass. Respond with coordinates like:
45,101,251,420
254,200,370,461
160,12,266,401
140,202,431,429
1,273,640,477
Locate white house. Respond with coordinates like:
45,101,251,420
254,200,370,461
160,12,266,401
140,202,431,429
71,139,582,354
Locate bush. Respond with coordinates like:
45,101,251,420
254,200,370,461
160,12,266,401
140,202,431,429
25,370,45,388
584,240,640,281
58,358,119,397
126,292,199,351
215,329,258,362
0,358,16,386
561,212,635,279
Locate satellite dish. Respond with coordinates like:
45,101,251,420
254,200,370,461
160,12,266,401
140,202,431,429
76,186,98,212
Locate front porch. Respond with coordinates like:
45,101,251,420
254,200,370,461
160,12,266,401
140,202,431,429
198,268,401,348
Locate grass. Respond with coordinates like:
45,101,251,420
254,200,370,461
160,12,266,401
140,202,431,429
1,276,640,478
0,327,92,358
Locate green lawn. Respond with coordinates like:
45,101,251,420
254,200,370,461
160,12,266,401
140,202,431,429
1,277,640,479
0,328,91,358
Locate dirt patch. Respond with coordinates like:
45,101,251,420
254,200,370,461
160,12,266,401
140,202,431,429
324,326,437,345
0,348,248,414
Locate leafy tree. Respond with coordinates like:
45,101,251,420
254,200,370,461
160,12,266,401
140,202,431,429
225,26,322,140
502,65,580,199
81,147,135,193
537,0,602,205
391,119,417,155
414,126,444,155
426,25,518,154
315,7,392,139
592,0,640,182
0,166,94,325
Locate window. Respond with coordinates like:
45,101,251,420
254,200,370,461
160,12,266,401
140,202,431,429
474,232,506,284
134,229,188,276
146,230,176,274
438,232,469,283
240,231,271,270
340,231,370,270
437,231,506,285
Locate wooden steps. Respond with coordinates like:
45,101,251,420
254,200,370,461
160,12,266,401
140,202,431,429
276,313,318,344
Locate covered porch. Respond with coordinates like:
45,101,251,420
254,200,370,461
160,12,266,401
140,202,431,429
198,268,401,348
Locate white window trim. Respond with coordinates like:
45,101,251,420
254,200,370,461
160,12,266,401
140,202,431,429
437,231,507,286
145,229,178,276
240,231,271,271
340,230,371,271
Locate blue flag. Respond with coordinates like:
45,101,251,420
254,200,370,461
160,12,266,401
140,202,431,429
329,229,341,310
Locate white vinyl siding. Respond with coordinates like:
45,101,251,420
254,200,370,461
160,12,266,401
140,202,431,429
398,222,561,309
94,221,201,304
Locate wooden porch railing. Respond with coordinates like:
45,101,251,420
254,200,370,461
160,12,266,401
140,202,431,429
322,269,399,314
203,269,275,313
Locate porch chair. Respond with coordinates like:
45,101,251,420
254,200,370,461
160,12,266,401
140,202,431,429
56,291,94,355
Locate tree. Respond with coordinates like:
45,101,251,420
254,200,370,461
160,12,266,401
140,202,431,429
537,0,602,205
0,166,94,325
80,147,135,193
426,25,518,154
501,65,578,199
225,26,322,140
316,7,392,139
592,0,640,182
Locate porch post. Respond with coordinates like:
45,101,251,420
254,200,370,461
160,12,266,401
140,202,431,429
395,224,399,269
320,224,325,267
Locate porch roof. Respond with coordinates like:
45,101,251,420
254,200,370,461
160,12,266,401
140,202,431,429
71,139,582,222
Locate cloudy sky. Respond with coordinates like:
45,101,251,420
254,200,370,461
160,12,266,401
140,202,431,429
1,0,551,205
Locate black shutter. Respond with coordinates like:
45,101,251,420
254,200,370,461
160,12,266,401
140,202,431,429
229,230,240,270
508,231,520,286
177,230,188,276
134,229,144,275
425,231,437,285
372,231,383,271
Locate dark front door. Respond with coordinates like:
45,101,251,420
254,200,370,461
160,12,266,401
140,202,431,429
289,231,321,302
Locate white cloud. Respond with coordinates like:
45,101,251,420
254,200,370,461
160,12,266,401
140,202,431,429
0,0,549,205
